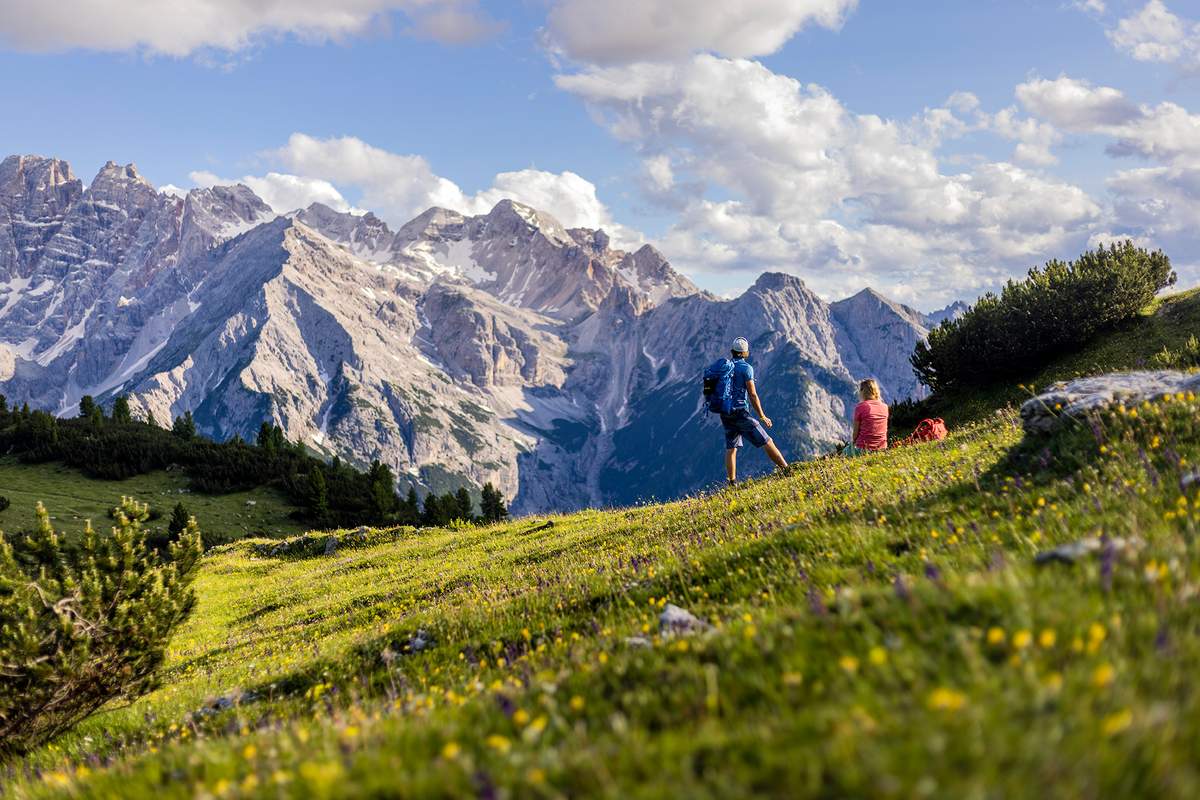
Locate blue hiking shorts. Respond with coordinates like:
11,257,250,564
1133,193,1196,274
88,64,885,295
721,410,770,449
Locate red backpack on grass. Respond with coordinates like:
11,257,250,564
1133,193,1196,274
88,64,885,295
908,418,948,444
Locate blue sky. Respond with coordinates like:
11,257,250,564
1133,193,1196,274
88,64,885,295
1,0,1198,309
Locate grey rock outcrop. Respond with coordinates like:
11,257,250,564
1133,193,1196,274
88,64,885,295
1021,371,1200,434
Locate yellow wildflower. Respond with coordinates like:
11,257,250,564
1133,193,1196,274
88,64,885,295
927,687,967,712
1102,709,1133,736
1091,663,1115,688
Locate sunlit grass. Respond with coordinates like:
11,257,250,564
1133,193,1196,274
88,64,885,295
5,385,1200,797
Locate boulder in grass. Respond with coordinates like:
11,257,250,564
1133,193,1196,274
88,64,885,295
659,604,711,636
407,629,432,653
1021,370,1200,434
1034,536,1143,566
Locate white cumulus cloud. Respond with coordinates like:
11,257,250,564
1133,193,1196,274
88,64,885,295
0,0,501,57
189,170,357,215
1014,76,1139,131
557,55,1104,307
543,0,857,64
266,133,628,238
1107,0,1200,66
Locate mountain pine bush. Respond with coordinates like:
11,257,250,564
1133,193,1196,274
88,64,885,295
0,497,202,759
912,241,1175,393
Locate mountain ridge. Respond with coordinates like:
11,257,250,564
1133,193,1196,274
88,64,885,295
0,153,955,511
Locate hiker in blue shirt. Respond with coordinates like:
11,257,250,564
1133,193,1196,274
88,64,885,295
704,337,788,486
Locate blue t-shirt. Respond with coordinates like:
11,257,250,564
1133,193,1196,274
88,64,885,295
730,359,754,411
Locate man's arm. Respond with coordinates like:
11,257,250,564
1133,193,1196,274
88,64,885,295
746,380,772,428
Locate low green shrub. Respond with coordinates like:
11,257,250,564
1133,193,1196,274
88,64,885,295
0,497,202,759
1152,334,1200,370
912,241,1175,393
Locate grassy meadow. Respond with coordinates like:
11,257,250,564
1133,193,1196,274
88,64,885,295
3,290,1200,798
0,459,309,545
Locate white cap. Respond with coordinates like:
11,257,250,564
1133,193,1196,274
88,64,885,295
732,337,749,355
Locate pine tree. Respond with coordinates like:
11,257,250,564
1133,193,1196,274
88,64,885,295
256,422,286,453
78,395,97,419
172,411,196,441
0,497,202,757
257,421,275,451
144,409,158,428
87,405,104,428
421,493,441,527
308,467,330,520
28,412,59,450
168,502,191,537
401,487,421,525
368,460,399,521
111,395,132,424
481,482,509,523
454,487,475,522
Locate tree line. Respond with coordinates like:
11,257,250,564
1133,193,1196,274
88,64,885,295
0,396,508,537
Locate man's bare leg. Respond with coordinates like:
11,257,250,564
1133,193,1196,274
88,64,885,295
725,448,737,482
765,440,788,471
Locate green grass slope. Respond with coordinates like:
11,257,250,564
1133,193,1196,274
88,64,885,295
894,287,1200,431
5,387,1200,797
0,459,309,545
4,289,1199,798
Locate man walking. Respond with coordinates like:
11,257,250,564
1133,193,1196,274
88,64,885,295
704,337,788,485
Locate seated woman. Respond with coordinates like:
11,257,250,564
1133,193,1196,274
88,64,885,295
849,379,888,455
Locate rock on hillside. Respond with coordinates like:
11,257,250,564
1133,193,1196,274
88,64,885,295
1021,371,1200,434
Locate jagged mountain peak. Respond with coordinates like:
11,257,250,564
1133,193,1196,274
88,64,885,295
482,198,572,243
833,287,928,331
1,154,78,186
393,206,465,243
750,271,814,294
92,160,151,188
926,300,971,327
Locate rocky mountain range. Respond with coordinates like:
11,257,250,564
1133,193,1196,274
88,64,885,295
0,154,961,511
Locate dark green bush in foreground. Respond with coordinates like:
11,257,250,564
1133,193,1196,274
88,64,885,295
0,497,202,759
912,241,1175,393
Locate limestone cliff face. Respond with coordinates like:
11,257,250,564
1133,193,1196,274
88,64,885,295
830,288,931,402
0,152,944,511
